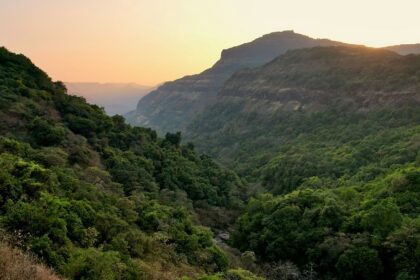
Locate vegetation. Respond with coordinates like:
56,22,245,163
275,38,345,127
0,47,246,279
3,44,420,279
186,47,420,279
0,240,63,280
196,268,264,280
232,167,420,279
189,105,420,194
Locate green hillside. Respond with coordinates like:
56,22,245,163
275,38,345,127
0,47,253,279
186,46,420,279
187,47,420,191
2,44,420,280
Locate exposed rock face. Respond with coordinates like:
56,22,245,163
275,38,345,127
184,46,420,173
125,31,346,133
126,31,420,134
218,46,420,111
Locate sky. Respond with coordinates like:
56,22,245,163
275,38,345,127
1,0,420,86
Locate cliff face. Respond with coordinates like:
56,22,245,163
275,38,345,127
125,31,346,133
218,46,420,111
185,46,420,172
126,32,420,134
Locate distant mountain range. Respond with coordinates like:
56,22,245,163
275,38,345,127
66,82,151,115
125,31,420,134
125,31,348,133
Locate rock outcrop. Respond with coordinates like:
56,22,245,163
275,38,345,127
218,46,420,111
126,31,420,134
125,31,346,133
185,46,420,170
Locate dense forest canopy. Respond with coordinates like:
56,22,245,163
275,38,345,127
185,46,420,279
1,44,420,280
0,47,254,279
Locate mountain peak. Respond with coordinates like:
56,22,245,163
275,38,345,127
127,31,348,133
216,31,345,70
126,32,420,134
260,30,305,38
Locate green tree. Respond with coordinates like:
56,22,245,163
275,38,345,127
336,246,383,280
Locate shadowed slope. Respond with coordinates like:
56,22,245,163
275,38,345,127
125,31,346,133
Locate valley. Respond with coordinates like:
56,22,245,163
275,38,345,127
1,30,420,280
66,82,151,116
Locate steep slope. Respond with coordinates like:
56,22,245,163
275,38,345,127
125,31,420,135
187,46,420,183
0,237,63,280
218,46,419,110
0,47,250,279
66,82,151,115
186,45,420,280
125,31,346,133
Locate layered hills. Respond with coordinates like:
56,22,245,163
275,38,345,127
126,31,420,136
125,31,346,133
187,45,420,181
186,46,420,279
66,82,151,115
2,34,420,280
125,35,420,279
218,46,420,111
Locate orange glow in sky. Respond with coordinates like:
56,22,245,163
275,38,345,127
1,0,420,85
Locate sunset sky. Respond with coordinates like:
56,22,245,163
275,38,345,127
1,0,420,86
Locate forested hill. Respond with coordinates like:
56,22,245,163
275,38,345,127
125,31,420,136
219,46,420,109
0,47,255,279
186,46,420,279
125,31,346,134
188,45,420,174
2,42,420,280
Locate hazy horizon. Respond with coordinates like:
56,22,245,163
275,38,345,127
2,0,420,85
64,81,154,88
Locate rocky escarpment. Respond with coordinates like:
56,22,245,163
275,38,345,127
185,46,420,173
125,31,346,133
218,46,420,111
184,47,420,280
126,32,420,134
